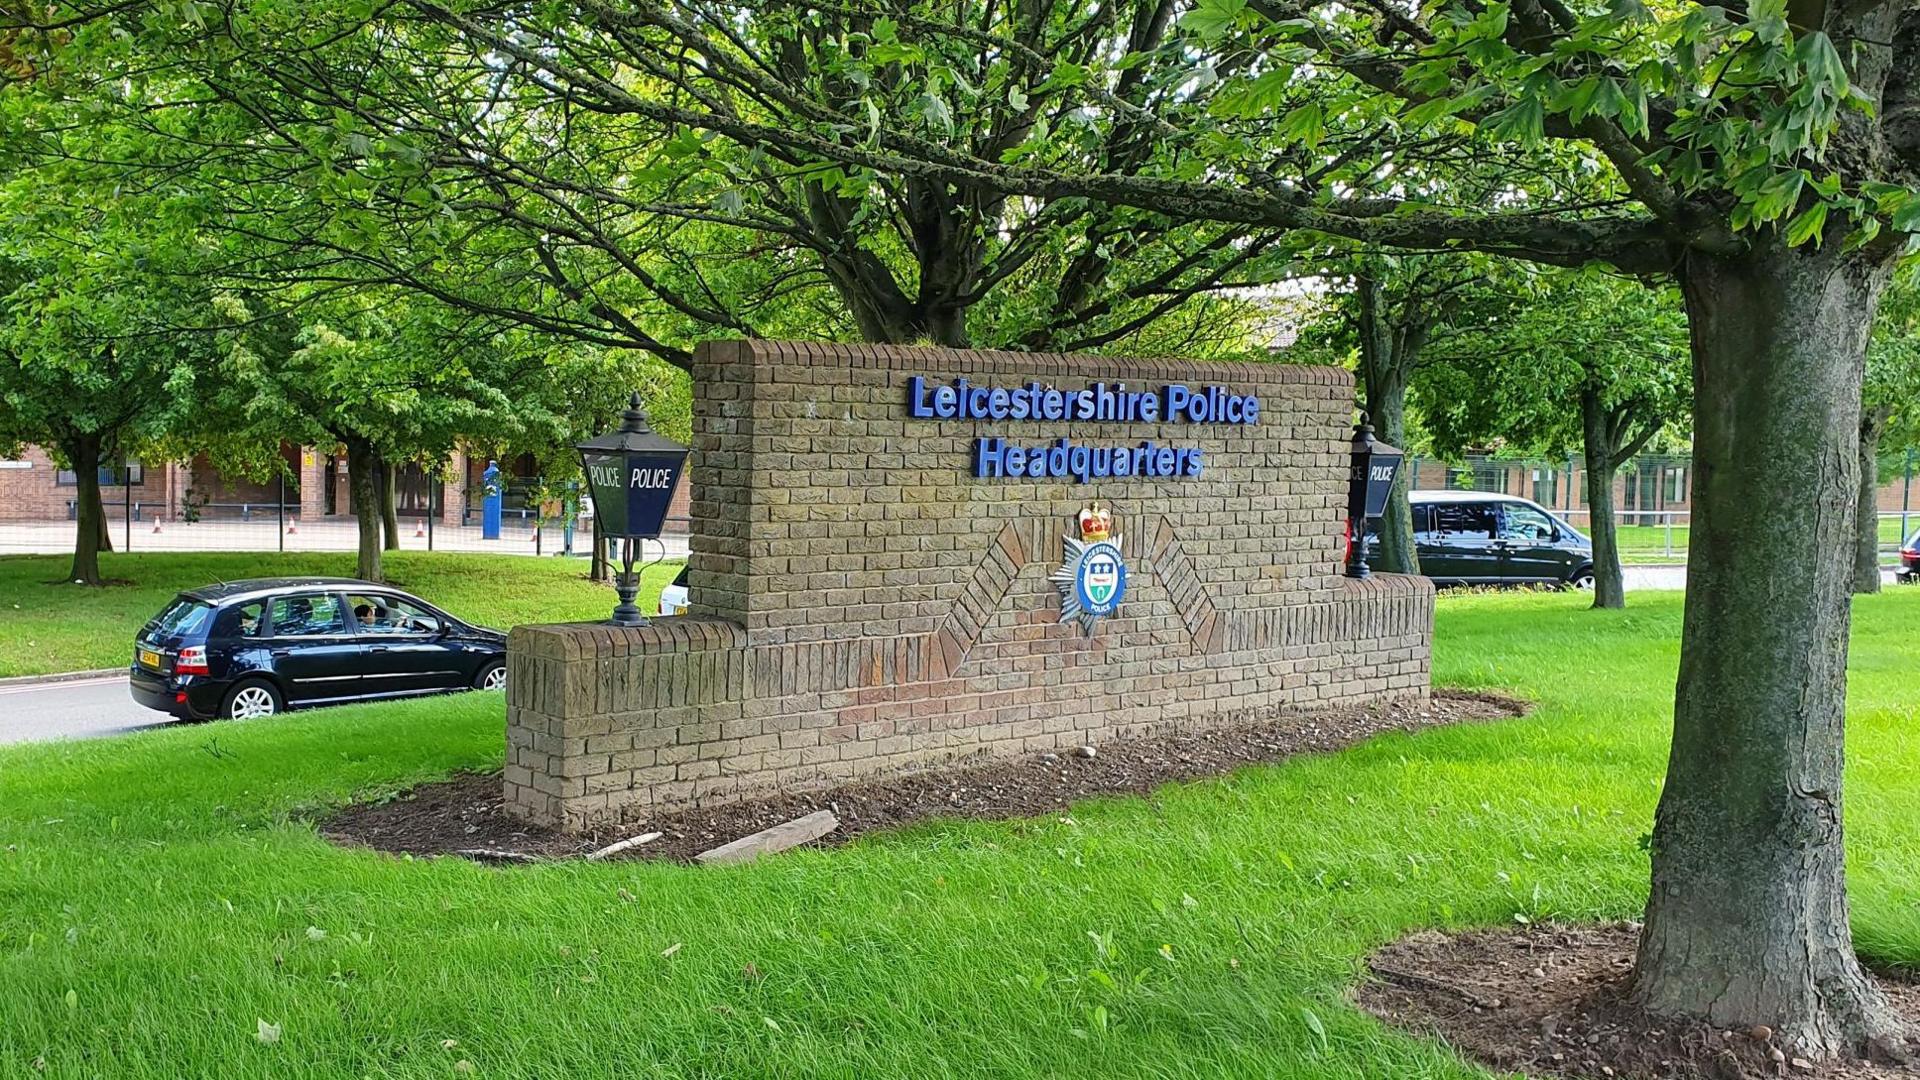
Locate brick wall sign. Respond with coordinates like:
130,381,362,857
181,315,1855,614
505,341,1434,831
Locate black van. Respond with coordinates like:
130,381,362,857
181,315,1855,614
1369,491,1595,588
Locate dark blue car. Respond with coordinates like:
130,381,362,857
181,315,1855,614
129,577,507,721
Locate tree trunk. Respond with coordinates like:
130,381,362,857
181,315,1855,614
1365,367,1418,575
64,434,106,586
589,513,608,583
1853,407,1889,595
1631,243,1903,1059
1356,276,1422,575
379,459,401,552
1579,387,1627,609
345,440,384,582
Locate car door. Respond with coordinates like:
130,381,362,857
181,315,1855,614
1421,502,1501,582
1497,502,1572,582
263,592,365,703
345,592,466,694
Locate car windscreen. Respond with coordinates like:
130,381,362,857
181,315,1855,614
151,597,215,638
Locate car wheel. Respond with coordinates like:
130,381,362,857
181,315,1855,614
1568,568,1595,590
474,661,506,692
222,679,283,720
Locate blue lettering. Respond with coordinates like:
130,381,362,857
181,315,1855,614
1010,384,1033,420
934,385,958,418
967,385,990,418
1164,385,1189,421
908,375,934,418
1047,439,1070,476
988,387,1010,419
1069,444,1091,483
973,437,1007,477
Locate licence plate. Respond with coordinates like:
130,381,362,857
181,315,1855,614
139,648,162,670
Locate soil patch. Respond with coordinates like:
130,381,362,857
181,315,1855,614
1358,923,1920,1080
319,688,1522,864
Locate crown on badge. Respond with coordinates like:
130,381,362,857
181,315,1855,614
1077,502,1112,542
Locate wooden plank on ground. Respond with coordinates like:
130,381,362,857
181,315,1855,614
694,810,839,865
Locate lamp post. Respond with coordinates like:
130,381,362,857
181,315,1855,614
1345,413,1405,580
576,394,689,627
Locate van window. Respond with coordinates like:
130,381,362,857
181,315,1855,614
1432,504,1495,538
1500,504,1557,541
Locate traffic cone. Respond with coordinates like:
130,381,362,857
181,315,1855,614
287,515,298,535
152,515,164,534
414,520,425,538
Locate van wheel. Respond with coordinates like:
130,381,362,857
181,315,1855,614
222,679,283,720
1568,568,1595,590
474,661,506,692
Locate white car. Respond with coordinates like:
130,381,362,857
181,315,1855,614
659,566,689,616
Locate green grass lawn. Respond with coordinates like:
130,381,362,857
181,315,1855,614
2,590,1918,1078
0,552,683,678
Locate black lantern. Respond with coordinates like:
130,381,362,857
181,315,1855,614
576,393,689,626
1345,413,1404,580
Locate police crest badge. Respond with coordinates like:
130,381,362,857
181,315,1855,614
1052,502,1128,634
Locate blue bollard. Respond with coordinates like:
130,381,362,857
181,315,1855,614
481,460,502,540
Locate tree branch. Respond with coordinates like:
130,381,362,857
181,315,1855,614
1609,405,1664,470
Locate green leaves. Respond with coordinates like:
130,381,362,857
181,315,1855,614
1748,169,1807,224
1278,103,1325,149
1793,32,1847,95
1783,202,1828,247
1180,0,1247,40
1480,97,1544,145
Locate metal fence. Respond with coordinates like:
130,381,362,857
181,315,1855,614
0,473,690,561
6,447,1915,565
1406,450,1919,562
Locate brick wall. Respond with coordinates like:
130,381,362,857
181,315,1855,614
0,445,181,523
505,341,1434,831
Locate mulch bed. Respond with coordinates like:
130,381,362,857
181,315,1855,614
318,688,1523,865
1358,923,1920,1080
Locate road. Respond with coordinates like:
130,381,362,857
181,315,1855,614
0,564,1901,748
1623,565,1684,591
0,674,181,745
